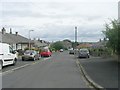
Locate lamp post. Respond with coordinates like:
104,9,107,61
29,30,34,50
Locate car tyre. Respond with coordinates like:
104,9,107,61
33,57,36,61
0,61,3,71
87,55,90,58
22,57,25,61
12,58,17,65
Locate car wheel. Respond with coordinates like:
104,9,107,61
13,58,17,65
33,57,36,61
0,61,3,71
22,57,25,61
87,55,90,58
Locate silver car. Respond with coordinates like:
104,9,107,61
69,48,74,54
78,48,90,58
22,50,40,61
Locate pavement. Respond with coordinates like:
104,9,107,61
77,56,119,90
2,51,88,88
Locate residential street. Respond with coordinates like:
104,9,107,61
2,51,88,88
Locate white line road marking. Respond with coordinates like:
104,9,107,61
44,57,51,61
2,64,30,75
2,57,52,75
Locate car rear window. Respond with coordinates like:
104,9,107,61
25,50,35,54
80,49,89,52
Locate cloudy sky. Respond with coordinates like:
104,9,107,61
0,0,119,42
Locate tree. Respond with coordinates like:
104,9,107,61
50,41,65,51
103,19,120,55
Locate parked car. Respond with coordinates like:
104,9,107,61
0,43,17,70
59,49,64,52
40,49,52,57
22,50,40,61
69,48,74,54
78,48,90,58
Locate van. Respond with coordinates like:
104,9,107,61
0,43,17,70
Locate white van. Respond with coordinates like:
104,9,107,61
0,43,17,70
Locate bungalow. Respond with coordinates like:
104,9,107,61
0,27,34,50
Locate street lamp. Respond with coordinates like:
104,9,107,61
29,30,34,50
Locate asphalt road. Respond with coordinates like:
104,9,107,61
2,51,88,88
78,57,119,88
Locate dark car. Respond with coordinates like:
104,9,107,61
78,48,90,58
22,50,40,61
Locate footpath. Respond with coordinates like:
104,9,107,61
77,57,119,90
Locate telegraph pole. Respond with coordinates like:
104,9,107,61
75,26,77,48
75,26,77,42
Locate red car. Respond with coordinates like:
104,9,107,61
40,49,52,57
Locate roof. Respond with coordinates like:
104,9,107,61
33,40,48,47
77,43,92,48
91,40,107,48
0,32,34,44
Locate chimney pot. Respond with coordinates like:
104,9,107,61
10,28,12,34
15,32,18,36
2,27,6,34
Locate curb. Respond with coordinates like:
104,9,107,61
76,59,106,90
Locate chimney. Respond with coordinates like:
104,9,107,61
15,32,18,36
10,28,12,34
38,38,40,41
2,27,6,34
34,38,36,40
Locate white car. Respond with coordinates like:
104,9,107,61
59,49,64,52
0,43,17,70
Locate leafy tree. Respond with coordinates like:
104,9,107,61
50,41,65,51
103,19,120,55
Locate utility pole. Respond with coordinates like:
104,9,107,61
29,30,34,50
75,26,77,48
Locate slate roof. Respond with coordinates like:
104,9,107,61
0,32,34,44
33,40,48,47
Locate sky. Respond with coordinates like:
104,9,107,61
0,0,119,42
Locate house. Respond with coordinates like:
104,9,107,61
77,42,93,49
0,27,34,50
62,39,72,49
33,39,48,48
91,39,107,49
0,27,50,50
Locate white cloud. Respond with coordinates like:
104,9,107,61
0,0,118,42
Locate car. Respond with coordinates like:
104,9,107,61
69,48,74,54
59,49,64,52
40,49,52,57
78,48,90,58
0,43,17,70
22,50,40,61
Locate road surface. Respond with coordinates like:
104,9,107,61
2,51,88,88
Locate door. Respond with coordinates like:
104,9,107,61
3,46,15,66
